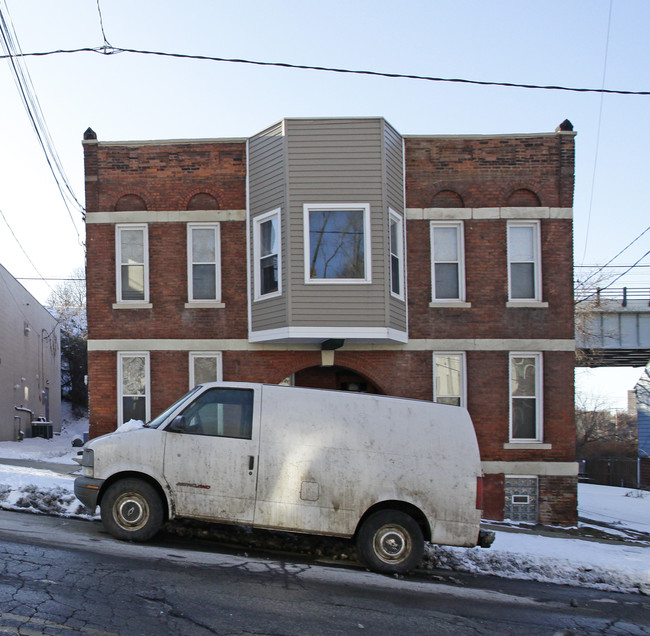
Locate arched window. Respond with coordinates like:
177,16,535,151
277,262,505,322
115,194,147,211
431,189,464,208
187,193,220,210
506,189,541,207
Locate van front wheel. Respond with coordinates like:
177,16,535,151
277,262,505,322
357,510,424,574
101,478,163,542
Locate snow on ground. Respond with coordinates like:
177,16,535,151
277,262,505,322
0,404,648,594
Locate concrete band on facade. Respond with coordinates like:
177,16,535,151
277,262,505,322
406,207,573,220
86,207,573,224
481,461,578,476
86,210,247,223
88,339,575,352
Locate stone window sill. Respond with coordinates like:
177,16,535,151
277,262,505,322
429,301,472,309
506,301,549,309
184,302,226,309
503,443,552,450
112,302,153,310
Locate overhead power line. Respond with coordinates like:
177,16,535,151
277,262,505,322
1,45,649,96
580,225,650,286
0,0,86,232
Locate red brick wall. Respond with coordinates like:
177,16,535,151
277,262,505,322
84,140,246,213
539,476,578,525
406,218,575,340
405,133,575,208
84,129,577,525
87,221,248,340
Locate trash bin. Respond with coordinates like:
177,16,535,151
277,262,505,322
32,421,53,439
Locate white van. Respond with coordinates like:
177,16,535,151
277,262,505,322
75,383,486,573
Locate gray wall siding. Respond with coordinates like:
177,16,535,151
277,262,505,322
248,122,289,333
0,265,61,441
248,117,408,340
286,119,388,328
383,121,408,332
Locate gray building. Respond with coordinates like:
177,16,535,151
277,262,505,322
0,263,61,441
635,364,650,486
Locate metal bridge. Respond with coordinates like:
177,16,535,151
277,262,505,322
576,287,650,367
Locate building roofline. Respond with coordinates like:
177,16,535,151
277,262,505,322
82,137,248,147
403,131,577,140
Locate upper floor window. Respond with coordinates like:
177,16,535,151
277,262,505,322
189,352,223,388
253,209,281,300
304,203,371,283
389,209,404,299
509,352,543,442
507,221,541,301
433,352,466,407
118,351,150,425
187,223,221,302
116,224,148,303
430,221,465,301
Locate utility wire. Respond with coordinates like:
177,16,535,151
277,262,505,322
579,225,650,286
0,0,86,230
1,45,649,96
0,208,55,295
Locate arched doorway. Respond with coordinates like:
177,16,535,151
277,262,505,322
293,365,383,394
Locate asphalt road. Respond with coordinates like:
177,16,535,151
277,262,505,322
0,510,648,635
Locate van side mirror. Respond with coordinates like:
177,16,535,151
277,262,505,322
168,415,187,433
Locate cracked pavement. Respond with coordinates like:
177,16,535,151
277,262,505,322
0,510,648,635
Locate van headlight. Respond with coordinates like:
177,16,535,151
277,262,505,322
81,449,94,478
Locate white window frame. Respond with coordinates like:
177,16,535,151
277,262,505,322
432,352,467,407
303,203,372,284
253,208,282,301
187,223,221,303
189,352,223,389
116,224,149,304
507,221,542,302
430,221,466,302
117,351,151,425
389,209,405,300
509,352,543,442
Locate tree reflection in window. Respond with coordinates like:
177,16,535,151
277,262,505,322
308,209,365,279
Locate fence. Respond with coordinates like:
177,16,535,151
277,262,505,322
579,458,642,489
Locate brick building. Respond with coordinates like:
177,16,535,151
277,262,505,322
83,117,577,524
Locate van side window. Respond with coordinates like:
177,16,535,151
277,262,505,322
178,388,253,440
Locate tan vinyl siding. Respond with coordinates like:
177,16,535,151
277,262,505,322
248,122,289,333
285,119,387,328
383,121,407,333
248,117,407,340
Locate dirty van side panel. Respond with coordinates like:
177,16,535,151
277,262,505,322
162,386,262,524
253,385,481,545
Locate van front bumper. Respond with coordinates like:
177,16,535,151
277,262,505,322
74,476,104,512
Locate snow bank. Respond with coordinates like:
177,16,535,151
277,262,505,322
0,465,91,518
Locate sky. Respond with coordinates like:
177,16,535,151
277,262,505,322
0,0,648,408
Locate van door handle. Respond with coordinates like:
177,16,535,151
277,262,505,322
248,456,255,471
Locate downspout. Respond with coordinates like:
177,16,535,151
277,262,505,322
15,406,34,439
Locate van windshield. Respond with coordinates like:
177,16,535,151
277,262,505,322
145,386,203,429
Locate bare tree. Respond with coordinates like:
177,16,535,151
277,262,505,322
576,393,637,459
47,267,87,414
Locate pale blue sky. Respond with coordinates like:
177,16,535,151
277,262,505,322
1,1,648,407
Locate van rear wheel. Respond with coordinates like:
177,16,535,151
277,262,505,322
357,510,424,574
101,478,163,542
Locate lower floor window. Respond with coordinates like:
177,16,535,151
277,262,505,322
189,352,223,388
118,352,150,425
503,476,538,523
433,352,466,407
509,352,543,441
